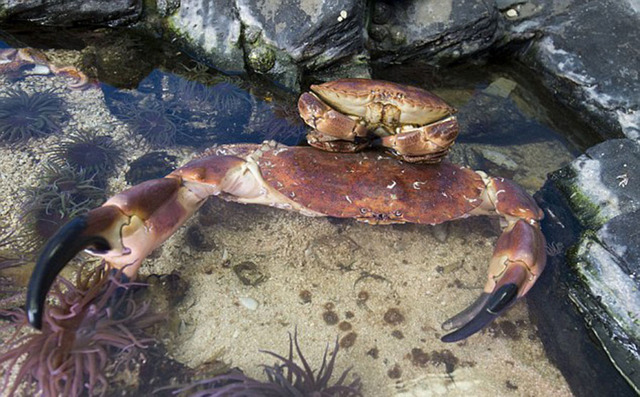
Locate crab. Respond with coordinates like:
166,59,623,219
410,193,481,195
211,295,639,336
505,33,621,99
298,79,459,163
26,139,546,342
0,47,92,89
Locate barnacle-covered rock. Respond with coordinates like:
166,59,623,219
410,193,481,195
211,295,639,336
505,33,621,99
163,0,367,89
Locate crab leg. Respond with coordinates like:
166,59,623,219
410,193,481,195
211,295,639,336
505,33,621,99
26,153,271,329
298,92,369,152
440,176,547,342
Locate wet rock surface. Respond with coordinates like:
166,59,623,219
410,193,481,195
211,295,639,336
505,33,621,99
2,0,638,115
164,0,368,88
166,0,245,73
0,0,142,26
512,0,640,140
367,0,499,65
532,139,640,396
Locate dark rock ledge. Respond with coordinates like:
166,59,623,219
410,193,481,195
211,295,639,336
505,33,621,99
533,139,640,396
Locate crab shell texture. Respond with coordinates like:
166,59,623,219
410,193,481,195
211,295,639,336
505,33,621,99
254,146,483,225
311,78,456,126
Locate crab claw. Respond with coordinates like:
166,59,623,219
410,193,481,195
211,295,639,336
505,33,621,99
25,152,259,330
25,176,208,330
26,206,129,329
298,92,369,152
441,219,546,342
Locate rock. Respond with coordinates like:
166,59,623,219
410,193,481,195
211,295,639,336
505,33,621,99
166,0,245,74
553,139,639,229
478,148,519,171
531,138,640,396
564,139,640,393
456,81,561,147
482,77,517,98
239,296,259,310
367,0,500,65
163,0,367,89
236,0,366,69
0,0,141,26
569,213,640,394
515,0,640,140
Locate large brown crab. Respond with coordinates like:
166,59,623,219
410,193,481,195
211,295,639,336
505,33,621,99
26,79,546,342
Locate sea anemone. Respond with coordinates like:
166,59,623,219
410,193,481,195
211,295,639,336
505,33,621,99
0,88,67,146
19,164,105,253
117,98,184,148
0,265,162,396
0,227,26,310
169,74,254,147
173,330,363,396
48,129,124,179
178,61,227,86
207,80,252,111
249,100,308,145
0,226,22,267
172,77,217,106
106,69,256,149
184,79,254,146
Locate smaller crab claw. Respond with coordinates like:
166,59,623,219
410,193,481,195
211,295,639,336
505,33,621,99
440,219,546,342
374,115,459,163
298,92,369,150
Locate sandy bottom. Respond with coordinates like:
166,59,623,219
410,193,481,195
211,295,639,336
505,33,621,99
0,71,575,396
150,200,570,396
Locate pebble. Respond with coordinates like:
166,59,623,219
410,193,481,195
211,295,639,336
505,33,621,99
239,297,259,310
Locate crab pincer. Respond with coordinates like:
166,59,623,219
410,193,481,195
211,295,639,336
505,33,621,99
441,217,546,342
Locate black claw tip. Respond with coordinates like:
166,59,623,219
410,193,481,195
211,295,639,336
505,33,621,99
25,215,109,330
441,310,495,343
441,293,490,331
487,283,519,314
440,283,519,343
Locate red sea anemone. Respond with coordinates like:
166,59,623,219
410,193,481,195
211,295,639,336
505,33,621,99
0,227,26,310
0,265,162,396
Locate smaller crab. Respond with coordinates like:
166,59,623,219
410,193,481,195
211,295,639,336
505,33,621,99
298,79,459,163
0,47,92,89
